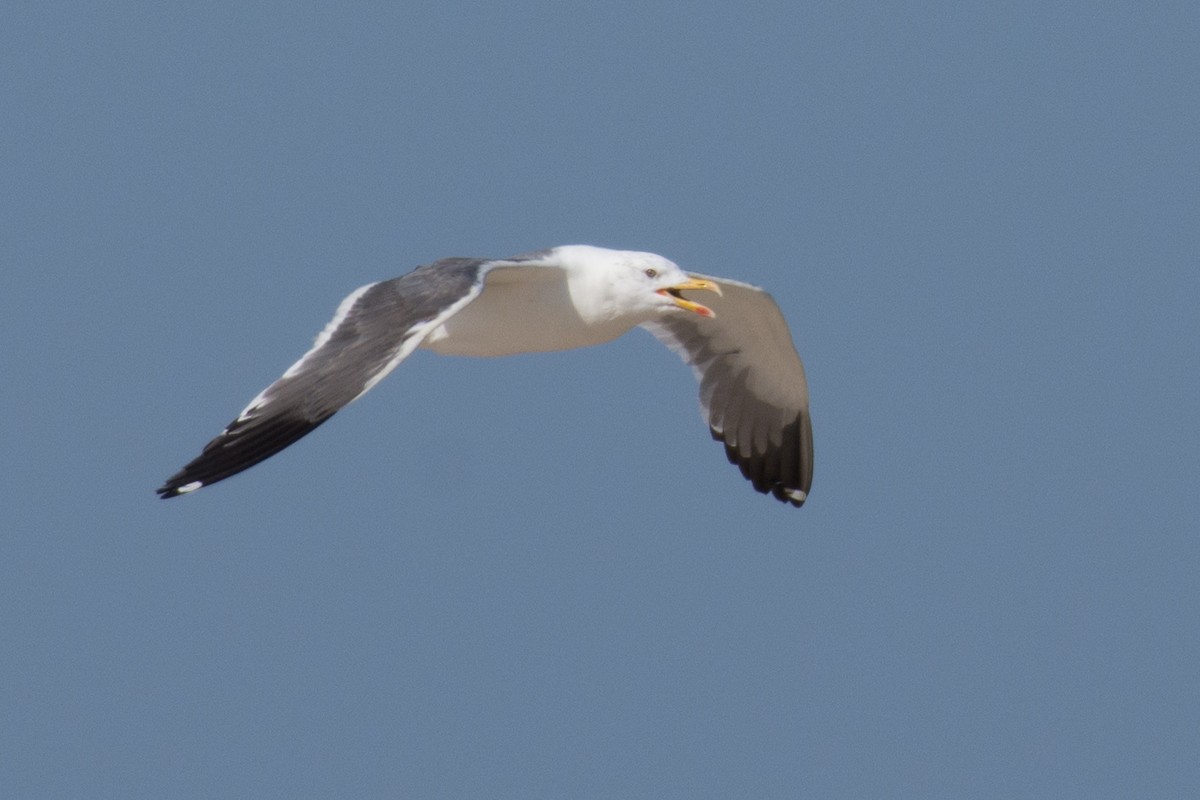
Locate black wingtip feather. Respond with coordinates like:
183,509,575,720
156,413,333,498
710,409,812,508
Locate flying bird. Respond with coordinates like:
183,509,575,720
157,245,813,505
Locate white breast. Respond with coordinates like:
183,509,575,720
420,265,634,357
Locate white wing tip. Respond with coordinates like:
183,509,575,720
783,488,807,504
176,481,204,494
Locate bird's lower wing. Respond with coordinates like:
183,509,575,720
641,274,813,507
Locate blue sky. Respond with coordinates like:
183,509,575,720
3,2,1198,797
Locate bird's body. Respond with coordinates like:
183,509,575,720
158,245,814,505
421,252,637,356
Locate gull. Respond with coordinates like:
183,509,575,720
157,245,813,506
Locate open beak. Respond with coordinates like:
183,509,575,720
656,278,722,318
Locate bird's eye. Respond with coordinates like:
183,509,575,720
644,268,658,278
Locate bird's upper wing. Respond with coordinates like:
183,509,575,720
157,258,493,497
641,273,813,506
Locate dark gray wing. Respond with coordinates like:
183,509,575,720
642,274,813,507
157,258,490,498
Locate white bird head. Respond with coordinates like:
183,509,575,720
553,245,722,322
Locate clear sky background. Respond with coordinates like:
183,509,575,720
3,2,1197,797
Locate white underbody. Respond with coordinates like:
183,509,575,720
420,266,642,357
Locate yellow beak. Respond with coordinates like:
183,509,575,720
656,278,722,318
